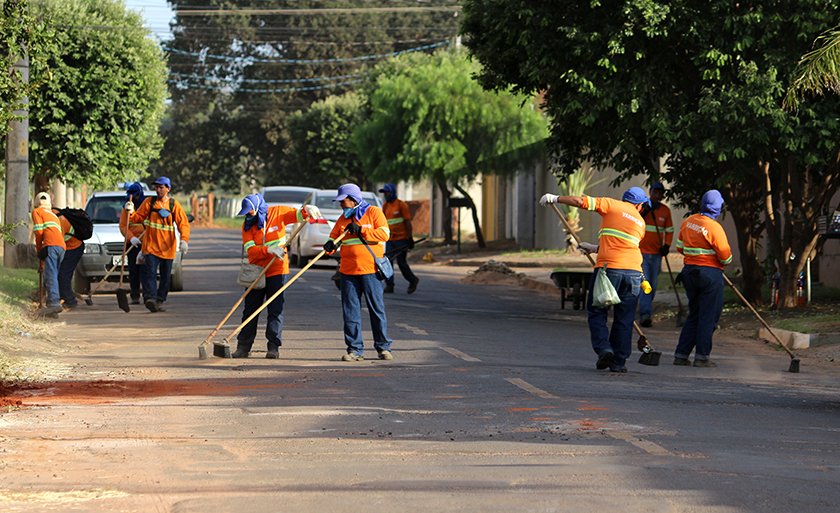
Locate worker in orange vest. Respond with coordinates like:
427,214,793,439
55,208,85,310
638,182,674,326
541,187,649,373
379,183,419,294
323,184,393,361
120,182,146,305
32,192,65,317
674,190,733,368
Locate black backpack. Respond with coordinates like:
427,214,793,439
57,208,93,241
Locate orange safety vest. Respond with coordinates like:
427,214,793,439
129,197,190,260
382,199,412,241
640,204,674,255
580,196,645,272
120,208,145,240
243,206,305,277
32,207,65,251
327,206,390,275
676,213,732,269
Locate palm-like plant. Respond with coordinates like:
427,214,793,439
785,25,840,109
554,164,606,252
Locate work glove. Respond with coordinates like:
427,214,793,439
267,246,285,260
578,242,599,255
323,240,337,253
407,238,415,250
674,272,683,285
136,251,146,266
124,200,134,214
539,193,559,206
180,241,188,255
130,237,141,247
346,222,362,235
304,205,323,220
37,246,48,261
659,244,670,256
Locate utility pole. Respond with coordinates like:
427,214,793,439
4,54,30,268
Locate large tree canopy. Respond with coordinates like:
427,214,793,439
461,0,840,306
352,47,548,245
29,0,168,189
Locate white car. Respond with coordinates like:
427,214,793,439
289,189,383,268
260,186,319,209
75,190,186,294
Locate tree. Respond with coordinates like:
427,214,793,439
277,91,367,189
461,0,840,306
0,0,54,138
28,0,168,189
786,25,840,108
352,47,548,245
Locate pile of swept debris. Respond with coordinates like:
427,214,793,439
461,260,527,286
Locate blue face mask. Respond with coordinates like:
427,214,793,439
245,214,255,223
343,207,356,219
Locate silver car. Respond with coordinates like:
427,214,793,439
260,186,319,209
75,190,185,294
289,189,382,268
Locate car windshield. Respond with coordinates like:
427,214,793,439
311,192,380,210
263,190,311,204
86,196,124,224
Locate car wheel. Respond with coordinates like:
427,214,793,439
74,273,91,295
289,241,299,267
170,260,184,292
297,244,309,268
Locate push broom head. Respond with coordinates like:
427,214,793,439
213,342,231,358
636,335,661,366
789,358,801,373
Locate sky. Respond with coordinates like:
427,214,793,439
123,0,175,41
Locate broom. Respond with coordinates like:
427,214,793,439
651,214,686,326
115,233,130,313
85,232,144,305
549,202,661,366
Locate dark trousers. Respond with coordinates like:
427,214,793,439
586,268,642,370
141,253,173,303
675,265,724,361
58,243,84,306
237,274,287,352
127,245,143,300
385,239,416,287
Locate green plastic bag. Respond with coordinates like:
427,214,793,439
592,264,621,308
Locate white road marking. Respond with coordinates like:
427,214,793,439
505,378,558,399
608,430,674,456
440,347,481,362
395,322,427,335
311,286,327,292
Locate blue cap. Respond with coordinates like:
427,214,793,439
622,186,650,205
153,176,171,188
237,195,259,216
650,182,665,191
333,184,362,203
379,183,396,195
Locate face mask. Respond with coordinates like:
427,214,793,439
383,194,392,202
158,208,171,218
245,214,256,223
343,207,356,219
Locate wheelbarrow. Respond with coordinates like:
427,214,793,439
550,268,593,310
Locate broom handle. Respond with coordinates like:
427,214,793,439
89,232,145,297
203,219,307,345
550,203,650,341
118,230,129,287
722,274,796,358
651,213,684,311
222,230,349,344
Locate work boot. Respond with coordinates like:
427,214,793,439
145,299,157,312
609,367,627,373
693,359,718,367
378,350,393,360
62,302,78,311
38,305,63,317
130,297,141,305
342,353,363,361
154,301,166,312
266,349,279,359
673,357,691,366
231,348,250,358
383,285,395,293
640,317,652,327
407,278,420,294
596,352,613,370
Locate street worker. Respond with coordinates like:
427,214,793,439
540,187,649,373
120,182,146,305
379,183,419,294
55,208,85,311
231,193,323,359
32,192,65,317
126,176,190,313
323,183,394,361
674,190,732,368
638,182,674,327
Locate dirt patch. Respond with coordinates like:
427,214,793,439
461,260,529,287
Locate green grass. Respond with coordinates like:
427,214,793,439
0,265,45,383
501,249,566,258
774,314,840,334
213,217,243,229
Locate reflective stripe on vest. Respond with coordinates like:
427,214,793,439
387,217,404,225
599,227,640,246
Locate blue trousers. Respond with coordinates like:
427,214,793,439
586,268,642,370
340,273,392,355
43,246,65,307
675,265,724,361
141,253,173,303
58,243,84,306
237,274,287,352
127,245,143,300
385,239,416,287
639,252,662,320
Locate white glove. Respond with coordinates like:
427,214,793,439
180,241,188,255
540,193,560,206
578,242,599,255
136,251,146,265
304,204,323,220
125,200,135,213
267,246,286,259
130,237,141,247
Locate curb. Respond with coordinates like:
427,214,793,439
759,327,840,349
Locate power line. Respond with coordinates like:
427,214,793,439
174,78,365,93
171,71,370,84
173,7,461,15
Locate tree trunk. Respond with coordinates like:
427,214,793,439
720,182,764,305
437,179,453,244
453,183,485,248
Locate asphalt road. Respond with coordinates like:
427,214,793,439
1,227,838,512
